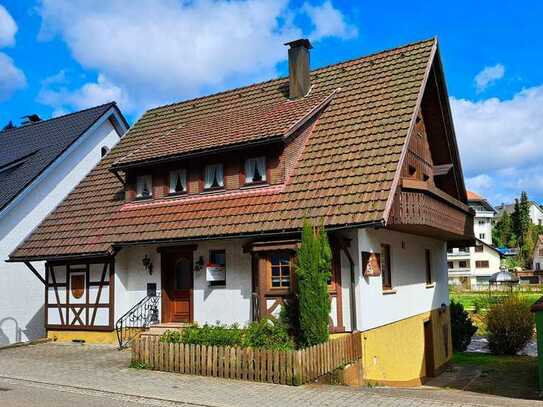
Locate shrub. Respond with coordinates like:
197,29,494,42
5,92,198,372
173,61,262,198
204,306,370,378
485,295,534,355
295,219,332,347
450,300,477,352
242,317,295,351
160,323,243,347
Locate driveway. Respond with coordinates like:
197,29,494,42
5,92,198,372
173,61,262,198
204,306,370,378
0,342,540,407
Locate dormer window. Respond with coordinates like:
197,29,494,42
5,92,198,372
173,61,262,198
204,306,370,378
204,163,224,190
169,169,187,194
136,175,153,199
245,157,266,184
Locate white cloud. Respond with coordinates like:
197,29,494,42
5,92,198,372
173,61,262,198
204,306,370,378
451,85,543,204
474,63,505,93
0,4,17,47
38,73,132,112
303,1,357,41
0,52,26,101
36,0,355,114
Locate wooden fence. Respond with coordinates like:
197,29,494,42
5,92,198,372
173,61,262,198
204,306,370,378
131,332,362,385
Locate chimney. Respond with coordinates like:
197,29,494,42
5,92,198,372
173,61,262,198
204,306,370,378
284,39,312,99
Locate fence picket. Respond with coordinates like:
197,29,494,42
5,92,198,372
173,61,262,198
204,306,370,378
132,332,362,386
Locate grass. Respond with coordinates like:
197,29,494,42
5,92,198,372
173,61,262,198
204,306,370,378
450,291,543,312
449,352,540,400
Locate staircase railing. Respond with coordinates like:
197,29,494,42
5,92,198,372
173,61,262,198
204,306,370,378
115,293,160,349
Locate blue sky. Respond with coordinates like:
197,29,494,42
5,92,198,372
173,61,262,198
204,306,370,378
1,1,543,206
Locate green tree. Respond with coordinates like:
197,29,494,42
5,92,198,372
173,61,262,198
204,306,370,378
295,219,332,347
492,212,513,247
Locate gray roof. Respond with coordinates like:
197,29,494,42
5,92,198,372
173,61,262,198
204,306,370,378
0,102,127,212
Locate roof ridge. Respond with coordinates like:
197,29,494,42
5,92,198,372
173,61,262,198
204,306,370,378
2,102,117,132
145,37,437,114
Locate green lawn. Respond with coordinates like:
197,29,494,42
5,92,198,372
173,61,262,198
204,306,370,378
450,291,543,312
450,352,540,400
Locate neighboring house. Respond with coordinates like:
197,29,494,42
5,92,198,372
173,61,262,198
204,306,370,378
9,38,474,385
448,191,501,288
496,200,543,226
0,103,128,345
533,236,543,271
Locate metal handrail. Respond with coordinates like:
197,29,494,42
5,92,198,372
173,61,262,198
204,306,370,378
115,293,160,349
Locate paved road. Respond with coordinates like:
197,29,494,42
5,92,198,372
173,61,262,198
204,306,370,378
0,342,540,407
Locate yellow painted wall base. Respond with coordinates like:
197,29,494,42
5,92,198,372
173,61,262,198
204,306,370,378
47,330,118,345
361,307,452,386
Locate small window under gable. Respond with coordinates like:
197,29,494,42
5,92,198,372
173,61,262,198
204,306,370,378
136,175,153,199
204,163,224,189
169,169,187,194
245,157,266,184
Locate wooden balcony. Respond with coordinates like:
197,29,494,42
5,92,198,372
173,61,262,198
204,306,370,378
388,179,474,243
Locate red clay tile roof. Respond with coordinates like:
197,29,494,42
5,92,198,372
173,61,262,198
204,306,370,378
11,38,438,260
112,91,334,168
467,191,483,201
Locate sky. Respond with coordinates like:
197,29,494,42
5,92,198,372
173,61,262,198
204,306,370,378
1,1,543,206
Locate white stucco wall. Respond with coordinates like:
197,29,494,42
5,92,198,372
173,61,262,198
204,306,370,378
193,239,252,326
0,114,124,345
355,228,449,332
473,216,492,244
530,204,543,226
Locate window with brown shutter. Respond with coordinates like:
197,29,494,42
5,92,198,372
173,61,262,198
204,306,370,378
381,244,392,290
425,249,432,285
475,260,489,268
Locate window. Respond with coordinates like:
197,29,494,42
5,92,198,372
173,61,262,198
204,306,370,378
539,219,542,226
447,261,453,269
537,263,541,271
269,253,291,289
204,164,224,189
136,175,153,199
169,169,187,194
101,146,109,157
381,244,392,290
447,248,453,254
244,157,266,184
459,260,468,268
479,233,485,240
475,260,489,268
425,249,432,285
209,250,226,287
475,245,483,253
539,248,543,256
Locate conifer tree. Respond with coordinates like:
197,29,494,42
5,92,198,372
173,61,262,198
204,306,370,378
295,219,332,346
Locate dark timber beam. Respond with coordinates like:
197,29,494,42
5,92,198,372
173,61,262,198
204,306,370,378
23,261,46,285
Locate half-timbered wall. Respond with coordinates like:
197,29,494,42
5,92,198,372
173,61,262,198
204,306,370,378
46,259,114,331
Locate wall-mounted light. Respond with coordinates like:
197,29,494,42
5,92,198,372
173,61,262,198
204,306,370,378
142,254,153,275
439,303,447,315
194,256,204,272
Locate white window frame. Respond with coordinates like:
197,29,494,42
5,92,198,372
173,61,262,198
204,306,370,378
244,156,267,184
136,175,153,199
169,169,187,194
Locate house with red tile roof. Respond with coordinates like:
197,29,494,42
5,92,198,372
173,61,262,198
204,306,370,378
9,38,473,385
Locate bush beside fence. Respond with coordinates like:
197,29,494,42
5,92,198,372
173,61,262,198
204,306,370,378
131,331,362,385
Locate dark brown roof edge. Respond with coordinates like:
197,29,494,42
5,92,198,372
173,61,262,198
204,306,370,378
8,219,385,262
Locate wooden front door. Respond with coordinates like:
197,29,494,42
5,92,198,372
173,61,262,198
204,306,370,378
162,247,194,323
424,320,435,378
